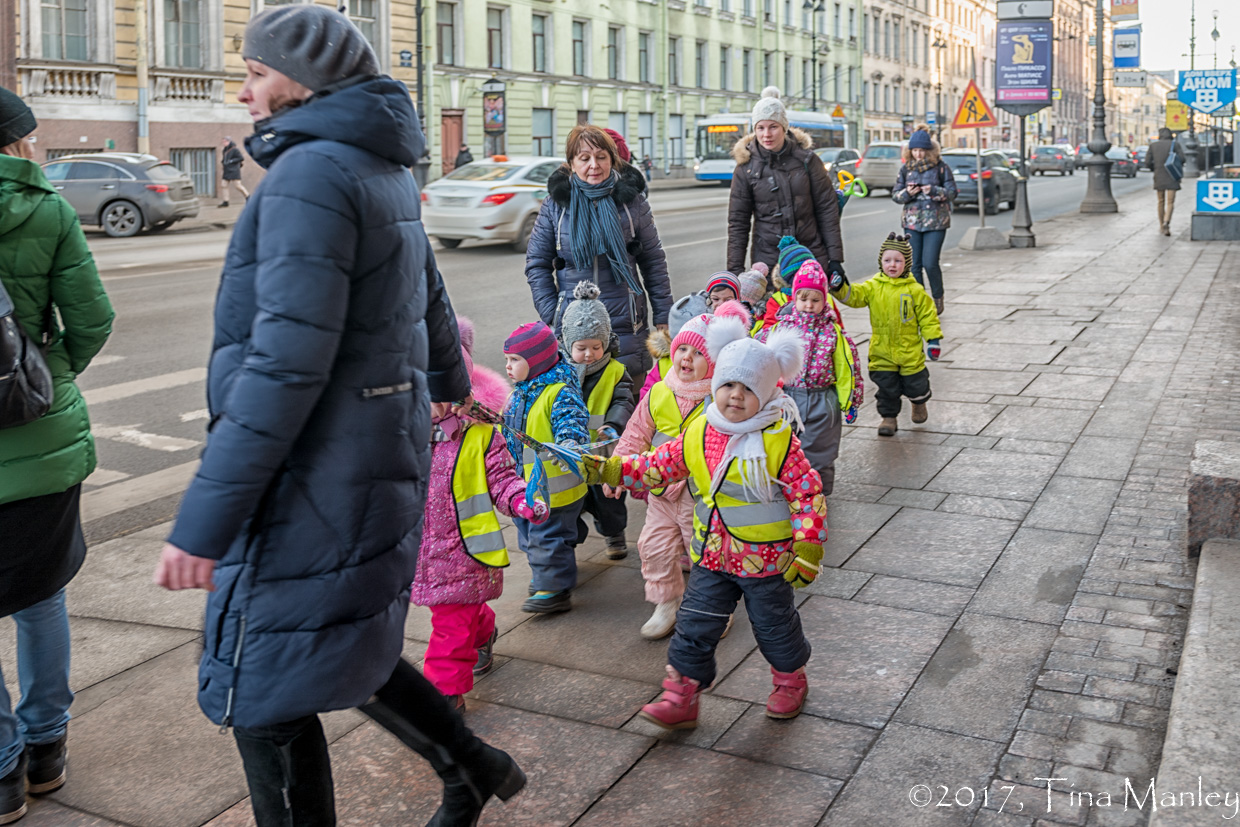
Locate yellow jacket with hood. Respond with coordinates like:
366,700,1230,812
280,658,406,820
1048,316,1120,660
831,273,941,375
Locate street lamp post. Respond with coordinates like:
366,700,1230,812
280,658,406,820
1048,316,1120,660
804,0,825,111
1080,0,1117,213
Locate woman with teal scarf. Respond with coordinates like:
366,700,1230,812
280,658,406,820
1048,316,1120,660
525,124,673,378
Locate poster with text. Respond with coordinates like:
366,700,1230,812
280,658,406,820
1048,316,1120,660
1110,0,1139,21
996,20,1054,105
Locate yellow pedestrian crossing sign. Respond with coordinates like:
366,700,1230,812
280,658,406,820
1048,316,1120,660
951,80,999,129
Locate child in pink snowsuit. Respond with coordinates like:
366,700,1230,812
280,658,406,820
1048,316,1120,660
412,317,548,709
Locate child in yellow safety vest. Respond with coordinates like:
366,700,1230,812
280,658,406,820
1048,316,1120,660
412,316,550,711
503,321,591,614
638,291,710,401
771,260,864,495
559,281,636,561
585,315,828,729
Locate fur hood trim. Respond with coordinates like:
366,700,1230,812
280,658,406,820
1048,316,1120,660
646,327,672,361
547,162,648,208
730,127,814,165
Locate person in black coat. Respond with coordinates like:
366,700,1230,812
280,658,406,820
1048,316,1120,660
218,137,249,207
454,143,474,169
154,8,525,826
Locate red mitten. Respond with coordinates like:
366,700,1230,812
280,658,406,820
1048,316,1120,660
513,498,550,524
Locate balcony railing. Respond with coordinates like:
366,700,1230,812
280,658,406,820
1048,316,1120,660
21,64,117,99
153,72,226,103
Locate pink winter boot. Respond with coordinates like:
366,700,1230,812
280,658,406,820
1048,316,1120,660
639,668,701,730
766,667,808,719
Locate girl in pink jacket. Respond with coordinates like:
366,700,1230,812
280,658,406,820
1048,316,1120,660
412,317,548,709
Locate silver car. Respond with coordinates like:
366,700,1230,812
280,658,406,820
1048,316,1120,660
41,153,199,237
855,142,904,194
422,156,561,252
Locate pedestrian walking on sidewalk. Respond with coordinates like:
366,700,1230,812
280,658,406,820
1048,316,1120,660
829,233,941,437
526,124,673,377
153,9,525,826
585,317,828,728
893,127,957,315
727,87,845,286
414,316,546,711
453,143,474,169
218,137,249,207
1146,128,1185,237
0,86,114,824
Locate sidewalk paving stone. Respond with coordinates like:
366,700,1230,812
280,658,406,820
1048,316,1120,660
926,449,1061,502
968,528,1096,625
845,508,1020,588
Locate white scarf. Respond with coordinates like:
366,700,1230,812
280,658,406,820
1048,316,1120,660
704,392,803,504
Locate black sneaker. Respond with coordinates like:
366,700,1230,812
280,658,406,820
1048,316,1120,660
1,751,27,824
474,629,498,676
25,735,66,795
604,535,629,560
521,590,572,614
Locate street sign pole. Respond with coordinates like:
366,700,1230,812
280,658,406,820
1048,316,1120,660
1010,115,1036,247
1080,0,1117,213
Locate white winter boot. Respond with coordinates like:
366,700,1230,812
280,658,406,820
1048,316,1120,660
641,599,681,640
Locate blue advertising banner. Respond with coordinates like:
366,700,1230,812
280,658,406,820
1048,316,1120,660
1197,180,1240,213
1178,69,1237,115
996,20,1054,115
1113,28,1140,69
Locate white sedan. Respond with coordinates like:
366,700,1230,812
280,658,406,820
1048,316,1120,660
421,155,562,252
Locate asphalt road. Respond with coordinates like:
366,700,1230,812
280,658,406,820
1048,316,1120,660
77,170,1154,543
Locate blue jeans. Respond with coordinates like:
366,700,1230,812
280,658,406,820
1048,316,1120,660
515,499,584,592
0,589,73,776
908,229,947,300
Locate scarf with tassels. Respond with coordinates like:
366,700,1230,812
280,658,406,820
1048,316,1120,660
568,172,639,293
704,392,804,505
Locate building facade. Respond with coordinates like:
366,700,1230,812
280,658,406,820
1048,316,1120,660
423,0,865,178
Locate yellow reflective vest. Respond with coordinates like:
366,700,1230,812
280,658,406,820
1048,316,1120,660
451,424,509,568
522,383,587,508
682,416,795,564
647,381,707,497
585,359,626,441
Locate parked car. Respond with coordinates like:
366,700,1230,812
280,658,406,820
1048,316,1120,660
40,152,199,238
421,155,560,251
814,146,862,179
1074,143,1091,168
940,150,1020,215
855,142,904,194
1134,145,1150,167
1029,145,1074,176
1106,148,1139,177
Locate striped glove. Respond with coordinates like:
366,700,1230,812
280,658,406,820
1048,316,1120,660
783,541,824,589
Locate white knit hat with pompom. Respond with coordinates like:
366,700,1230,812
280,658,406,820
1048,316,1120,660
707,315,804,405
751,87,789,131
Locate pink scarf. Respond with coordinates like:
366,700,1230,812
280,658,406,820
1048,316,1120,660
662,367,713,402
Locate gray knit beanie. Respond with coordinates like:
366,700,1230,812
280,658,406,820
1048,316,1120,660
242,6,379,93
751,87,789,131
560,281,612,348
0,87,36,147
667,292,711,336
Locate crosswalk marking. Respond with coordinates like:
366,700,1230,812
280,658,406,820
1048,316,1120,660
84,467,131,487
82,368,206,406
180,409,210,422
90,355,127,367
81,461,200,523
93,425,200,452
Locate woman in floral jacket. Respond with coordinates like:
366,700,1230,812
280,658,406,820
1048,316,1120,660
892,127,957,314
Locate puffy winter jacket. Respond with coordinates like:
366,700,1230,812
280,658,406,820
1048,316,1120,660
892,160,958,232
832,272,942,375
0,155,112,505
727,128,845,275
166,76,470,729
525,164,673,377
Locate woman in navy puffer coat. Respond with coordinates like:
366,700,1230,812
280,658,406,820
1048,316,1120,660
525,125,673,377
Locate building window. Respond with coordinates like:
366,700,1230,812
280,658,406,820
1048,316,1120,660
763,0,772,22
572,20,586,75
848,66,855,103
607,26,621,80
164,0,202,68
784,0,791,26
923,31,929,66
883,84,889,112
486,7,504,69
351,0,378,51
577,109,589,125
742,49,752,93
720,0,730,13
763,51,772,88
41,0,90,60
833,2,840,36
638,112,654,161
848,6,855,39
669,113,684,164
437,2,456,65
743,0,752,16
638,32,651,83
883,19,890,57
669,37,681,86
719,45,729,91
531,13,547,72
784,56,792,94
911,24,918,64
892,21,900,62
862,80,869,109
608,111,626,137
832,64,840,102
803,60,811,100
695,41,707,87
532,108,554,156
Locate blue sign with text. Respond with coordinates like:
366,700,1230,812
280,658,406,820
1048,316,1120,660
1197,180,1240,213
996,20,1054,110
1178,69,1237,115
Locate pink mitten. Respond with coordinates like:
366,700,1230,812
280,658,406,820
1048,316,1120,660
514,498,550,524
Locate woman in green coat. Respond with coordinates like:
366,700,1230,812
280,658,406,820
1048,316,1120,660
0,88,113,823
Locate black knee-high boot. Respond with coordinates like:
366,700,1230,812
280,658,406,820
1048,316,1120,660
359,658,525,827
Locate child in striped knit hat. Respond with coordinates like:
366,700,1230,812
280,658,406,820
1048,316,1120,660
829,233,942,437
503,321,591,613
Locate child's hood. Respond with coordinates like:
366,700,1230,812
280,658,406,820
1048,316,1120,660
868,272,919,287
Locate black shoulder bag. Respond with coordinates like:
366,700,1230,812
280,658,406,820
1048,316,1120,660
0,278,54,429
